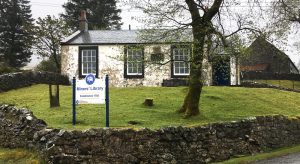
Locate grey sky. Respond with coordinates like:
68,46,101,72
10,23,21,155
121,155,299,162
29,0,144,30
28,0,299,65
26,0,144,69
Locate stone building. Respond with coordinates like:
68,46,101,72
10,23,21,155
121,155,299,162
61,11,238,87
240,37,299,74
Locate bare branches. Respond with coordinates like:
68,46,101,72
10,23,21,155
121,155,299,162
125,0,269,55
126,0,191,29
138,26,192,43
273,0,300,24
203,0,223,21
185,0,202,25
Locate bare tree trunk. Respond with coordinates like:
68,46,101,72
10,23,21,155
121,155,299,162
49,84,60,108
49,55,61,108
178,26,205,117
178,80,203,117
178,0,223,117
178,58,204,117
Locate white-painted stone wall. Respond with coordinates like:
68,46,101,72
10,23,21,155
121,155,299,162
61,44,172,87
230,57,239,85
61,44,227,87
61,46,79,80
202,55,213,86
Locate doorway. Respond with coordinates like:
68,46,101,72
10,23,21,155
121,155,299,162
212,56,230,86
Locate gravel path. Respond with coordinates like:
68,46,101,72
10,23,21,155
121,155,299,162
253,153,300,164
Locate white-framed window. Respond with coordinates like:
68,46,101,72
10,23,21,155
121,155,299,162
173,47,190,76
125,46,144,77
79,47,98,77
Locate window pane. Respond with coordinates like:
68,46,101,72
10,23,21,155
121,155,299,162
185,66,190,73
127,47,143,75
128,62,133,73
81,49,97,75
83,63,87,74
128,50,133,60
132,67,137,73
173,47,190,75
92,68,96,73
136,51,142,59
137,63,142,73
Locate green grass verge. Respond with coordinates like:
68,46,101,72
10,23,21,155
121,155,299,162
255,80,300,90
215,144,300,164
2,144,300,164
0,148,41,164
0,85,300,130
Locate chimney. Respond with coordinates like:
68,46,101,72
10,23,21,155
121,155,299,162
79,10,88,32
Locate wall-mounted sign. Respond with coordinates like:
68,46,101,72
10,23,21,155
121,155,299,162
75,74,105,104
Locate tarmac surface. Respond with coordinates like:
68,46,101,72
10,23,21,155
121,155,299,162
253,153,300,164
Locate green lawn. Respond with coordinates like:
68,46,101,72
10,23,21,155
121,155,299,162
0,148,41,164
0,84,300,130
255,80,300,90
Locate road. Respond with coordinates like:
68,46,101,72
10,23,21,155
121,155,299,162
253,153,300,164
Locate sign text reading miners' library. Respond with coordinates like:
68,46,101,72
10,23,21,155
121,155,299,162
75,74,105,104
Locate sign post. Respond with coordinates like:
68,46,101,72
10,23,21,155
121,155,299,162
72,74,109,127
105,75,109,127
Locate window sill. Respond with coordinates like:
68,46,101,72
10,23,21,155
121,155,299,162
171,74,189,78
124,74,144,79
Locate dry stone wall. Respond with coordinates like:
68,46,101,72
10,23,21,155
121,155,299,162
241,81,300,93
0,71,70,92
1,104,300,163
0,105,47,148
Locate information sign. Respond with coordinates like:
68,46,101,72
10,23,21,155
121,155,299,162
75,74,105,104
72,74,109,127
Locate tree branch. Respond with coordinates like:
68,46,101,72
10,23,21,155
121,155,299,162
203,0,223,21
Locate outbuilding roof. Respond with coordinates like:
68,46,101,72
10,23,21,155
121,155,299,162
61,29,193,45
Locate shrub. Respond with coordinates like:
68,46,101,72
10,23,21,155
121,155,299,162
34,58,59,73
0,62,18,74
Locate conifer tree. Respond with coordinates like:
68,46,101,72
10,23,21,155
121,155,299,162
61,0,122,30
0,0,34,68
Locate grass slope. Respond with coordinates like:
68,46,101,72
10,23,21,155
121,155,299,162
0,148,41,164
0,85,300,130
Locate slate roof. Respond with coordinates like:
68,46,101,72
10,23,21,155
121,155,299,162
241,37,299,74
61,29,193,45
